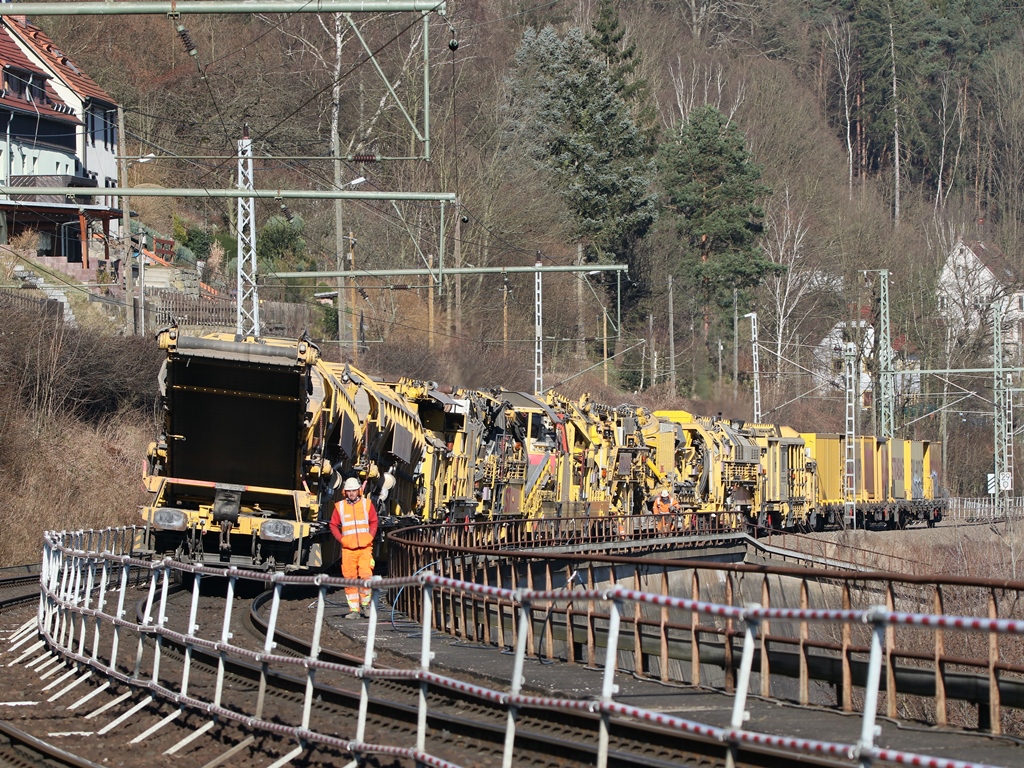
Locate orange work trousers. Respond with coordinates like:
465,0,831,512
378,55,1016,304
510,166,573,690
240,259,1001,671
342,544,374,611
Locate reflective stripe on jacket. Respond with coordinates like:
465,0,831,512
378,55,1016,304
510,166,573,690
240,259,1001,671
330,496,378,549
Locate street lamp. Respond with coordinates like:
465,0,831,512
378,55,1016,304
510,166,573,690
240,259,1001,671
336,176,366,360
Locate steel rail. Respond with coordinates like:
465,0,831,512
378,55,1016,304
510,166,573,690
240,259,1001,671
0,719,104,768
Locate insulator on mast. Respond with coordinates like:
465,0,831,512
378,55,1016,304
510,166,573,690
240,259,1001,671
176,25,198,57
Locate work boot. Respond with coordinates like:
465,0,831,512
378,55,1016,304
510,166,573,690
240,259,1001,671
344,610,362,620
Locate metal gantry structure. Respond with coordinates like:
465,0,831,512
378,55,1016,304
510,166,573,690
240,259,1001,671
0,0,448,341
844,341,858,529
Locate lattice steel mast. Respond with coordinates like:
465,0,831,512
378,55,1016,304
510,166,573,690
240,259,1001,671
236,128,259,337
844,342,858,529
876,270,894,439
746,312,761,423
994,299,1013,509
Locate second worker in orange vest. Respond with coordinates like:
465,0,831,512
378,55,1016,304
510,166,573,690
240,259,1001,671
330,477,379,619
652,489,677,533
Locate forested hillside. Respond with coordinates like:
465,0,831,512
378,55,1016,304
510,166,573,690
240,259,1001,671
34,0,1024,495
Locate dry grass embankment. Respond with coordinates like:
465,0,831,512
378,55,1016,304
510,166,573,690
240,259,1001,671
0,296,161,567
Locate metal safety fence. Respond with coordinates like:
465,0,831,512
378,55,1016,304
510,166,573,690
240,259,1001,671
21,526,1024,768
945,497,1024,523
389,519,1024,735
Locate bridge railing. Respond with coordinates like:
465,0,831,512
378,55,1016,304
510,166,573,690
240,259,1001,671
389,520,1024,735
25,526,1024,768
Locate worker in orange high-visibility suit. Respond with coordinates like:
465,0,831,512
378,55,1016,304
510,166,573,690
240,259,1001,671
330,477,379,619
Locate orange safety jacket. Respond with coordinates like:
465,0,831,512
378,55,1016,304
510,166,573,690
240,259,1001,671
330,496,379,550
652,497,675,515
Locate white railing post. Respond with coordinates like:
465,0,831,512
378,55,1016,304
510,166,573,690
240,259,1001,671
40,539,61,636
180,570,202,697
417,582,434,754
151,565,170,684
356,582,382,744
502,599,533,768
91,558,111,661
256,577,282,719
134,565,159,677
858,608,887,768
214,572,237,708
77,556,98,657
302,581,327,731
67,540,87,650
108,561,131,674
54,538,73,646
727,605,760,768
597,598,623,768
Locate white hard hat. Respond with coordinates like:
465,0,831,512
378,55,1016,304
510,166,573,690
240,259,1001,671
660,490,670,499
343,477,361,492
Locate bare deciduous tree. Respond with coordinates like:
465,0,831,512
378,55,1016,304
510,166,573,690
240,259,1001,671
669,59,744,127
758,188,837,408
983,50,1024,247
825,15,853,200
933,73,967,215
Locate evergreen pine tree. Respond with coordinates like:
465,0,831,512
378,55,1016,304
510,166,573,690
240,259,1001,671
510,26,657,262
659,105,779,333
587,0,659,148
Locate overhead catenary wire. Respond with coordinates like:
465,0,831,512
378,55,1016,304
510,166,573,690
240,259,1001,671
110,9,618,345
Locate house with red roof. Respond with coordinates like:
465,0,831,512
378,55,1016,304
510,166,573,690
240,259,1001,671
0,11,121,268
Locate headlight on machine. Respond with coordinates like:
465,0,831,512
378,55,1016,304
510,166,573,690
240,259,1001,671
259,520,296,543
151,508,188,531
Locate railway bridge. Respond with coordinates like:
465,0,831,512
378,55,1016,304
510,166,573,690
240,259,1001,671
3,519,1024,768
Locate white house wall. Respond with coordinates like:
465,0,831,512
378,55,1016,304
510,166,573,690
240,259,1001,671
937,241,1024,364
4,30,120,229
1,140,76,179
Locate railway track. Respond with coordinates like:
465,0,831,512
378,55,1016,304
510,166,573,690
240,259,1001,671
240,585,851,768
0,566,41,610
0,719,104,768
3,575,850,768
173,582,816,767
15,532,1024,768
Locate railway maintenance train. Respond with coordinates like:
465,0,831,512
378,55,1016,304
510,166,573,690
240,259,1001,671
139,329,946,571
